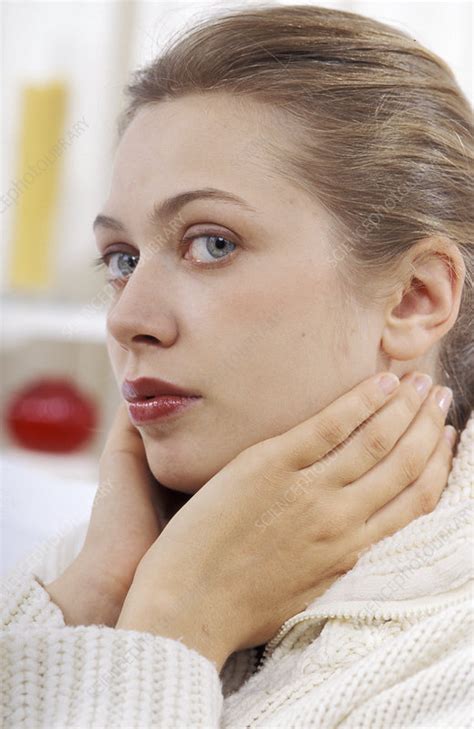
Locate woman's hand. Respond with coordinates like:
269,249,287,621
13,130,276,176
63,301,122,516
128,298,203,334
44,402,191,626
116,371,456,672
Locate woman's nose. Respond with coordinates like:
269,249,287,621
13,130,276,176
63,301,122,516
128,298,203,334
106,262,178,350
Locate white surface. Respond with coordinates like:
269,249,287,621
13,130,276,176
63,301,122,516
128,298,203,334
0,449,97,576
1,1,127,301
1,297,107,346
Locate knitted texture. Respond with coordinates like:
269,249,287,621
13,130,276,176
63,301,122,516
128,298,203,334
2,627,223,728
1,411,473,728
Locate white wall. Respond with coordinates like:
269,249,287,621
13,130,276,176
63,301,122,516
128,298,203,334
1,0,137,301
131,1,472,102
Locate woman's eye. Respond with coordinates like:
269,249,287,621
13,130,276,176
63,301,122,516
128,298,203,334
94,251,139,282
93,233,237,283
185,234,237,264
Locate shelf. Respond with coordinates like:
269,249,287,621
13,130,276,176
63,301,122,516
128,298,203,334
1,444,99,483
1,296,107,345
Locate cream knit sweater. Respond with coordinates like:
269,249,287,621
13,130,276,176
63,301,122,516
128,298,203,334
2,412,473,729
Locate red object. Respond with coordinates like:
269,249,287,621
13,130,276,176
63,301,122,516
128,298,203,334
5,377,98,453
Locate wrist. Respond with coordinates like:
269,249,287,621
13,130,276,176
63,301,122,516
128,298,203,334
116,571,232,673
44,554,127,627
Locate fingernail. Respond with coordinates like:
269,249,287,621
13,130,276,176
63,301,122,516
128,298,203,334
435,386,453,414
443,425,457,447
377,373,400,395
410,373,433,397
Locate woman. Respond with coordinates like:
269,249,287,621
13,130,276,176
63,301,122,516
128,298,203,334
2,3,472,727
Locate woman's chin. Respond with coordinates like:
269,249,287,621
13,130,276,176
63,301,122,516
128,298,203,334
147,455,210,494
142,428,244,494
154,477,203,495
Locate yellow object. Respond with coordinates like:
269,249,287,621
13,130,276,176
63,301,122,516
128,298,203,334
8,81,68,292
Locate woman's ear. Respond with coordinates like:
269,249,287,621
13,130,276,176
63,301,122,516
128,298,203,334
381,238,466,361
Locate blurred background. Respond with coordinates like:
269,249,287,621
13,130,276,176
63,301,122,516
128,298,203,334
1,0,472,574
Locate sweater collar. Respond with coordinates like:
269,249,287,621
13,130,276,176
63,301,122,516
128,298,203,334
260,410,474,664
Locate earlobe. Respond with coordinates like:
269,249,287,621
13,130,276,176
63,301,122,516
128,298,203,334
381,312,432,360
381,243,465,361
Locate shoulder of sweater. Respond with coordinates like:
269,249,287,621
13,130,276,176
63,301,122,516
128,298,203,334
1,519,89,629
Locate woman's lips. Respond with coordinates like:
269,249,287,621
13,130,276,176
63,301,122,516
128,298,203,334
127,395,202,424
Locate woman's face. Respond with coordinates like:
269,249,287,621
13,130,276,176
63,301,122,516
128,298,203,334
95,94,386,493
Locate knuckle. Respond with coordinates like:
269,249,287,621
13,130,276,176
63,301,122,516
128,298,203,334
314,415,348,448
397,444,423,483
358,388,380,420
317,519,340,540
316,505,350,540
262,441,296,481
416,482,439,516
336,550,360,575
240,438,271,468
362,427,393,461
257,437,282,463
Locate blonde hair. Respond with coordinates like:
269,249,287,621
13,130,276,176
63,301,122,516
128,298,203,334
117,2,473,432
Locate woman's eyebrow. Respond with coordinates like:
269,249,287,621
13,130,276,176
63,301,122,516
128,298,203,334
92,187,258,233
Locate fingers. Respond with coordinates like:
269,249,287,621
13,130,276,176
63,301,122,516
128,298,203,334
351,382,453,517
303,372,446,488
101,401,144,460
362,424,456,545
103,401,132,442
275,371,401,470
